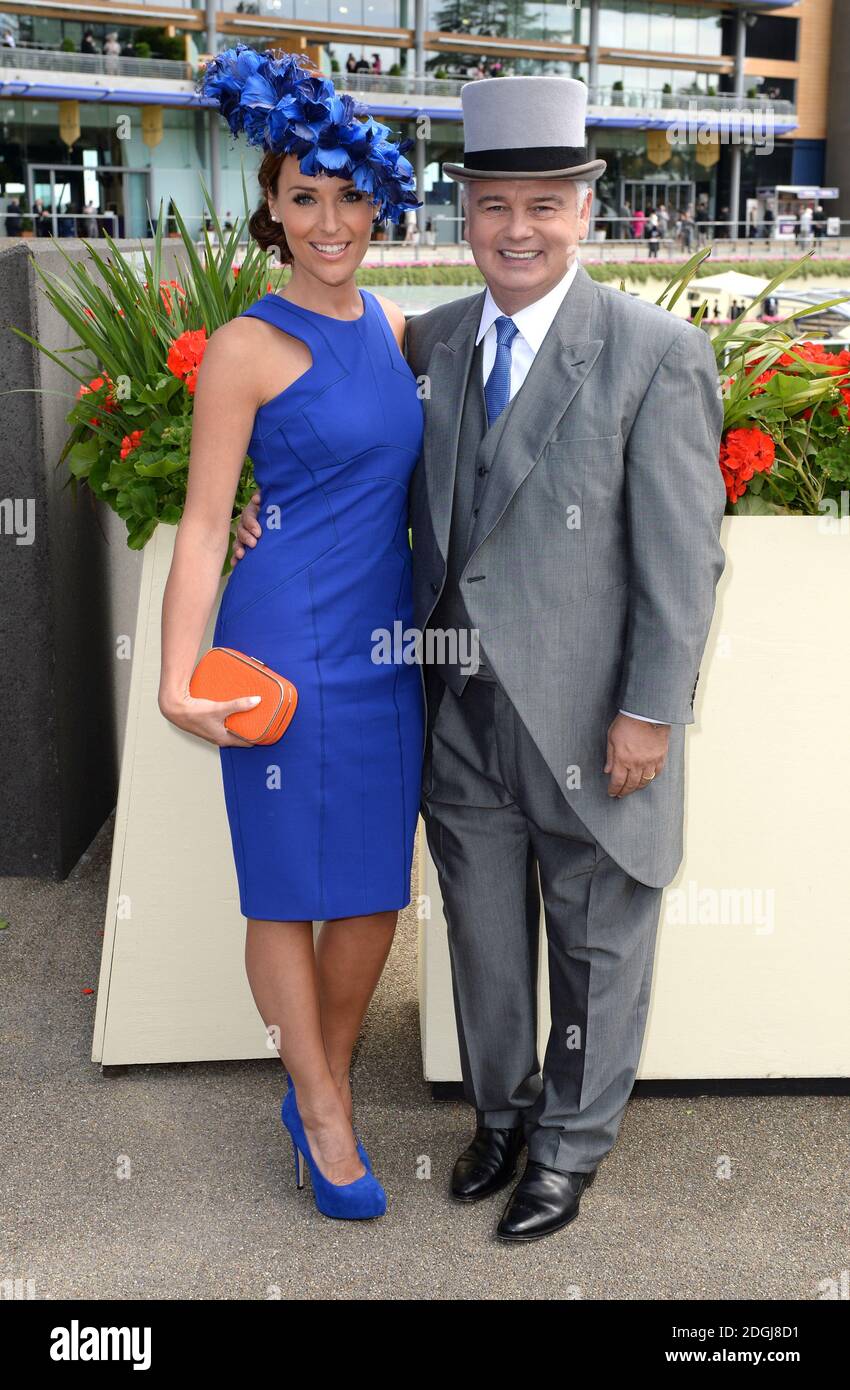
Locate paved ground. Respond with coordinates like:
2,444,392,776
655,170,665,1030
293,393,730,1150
1,814,847,1301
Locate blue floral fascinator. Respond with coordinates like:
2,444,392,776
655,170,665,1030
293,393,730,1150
196,44,422,225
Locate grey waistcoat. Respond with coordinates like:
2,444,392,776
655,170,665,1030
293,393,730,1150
426,338,513,692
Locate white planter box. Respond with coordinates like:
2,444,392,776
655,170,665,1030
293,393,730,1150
94,517,850,1076
419,516,850,1080
92,524,277,1065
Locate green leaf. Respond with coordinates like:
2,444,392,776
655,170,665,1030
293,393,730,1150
134,453,187,478
67,439,101,478
730,491,779,515
125,480,160,517
127,516,158,549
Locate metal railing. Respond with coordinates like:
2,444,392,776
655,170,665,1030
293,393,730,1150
360,219,850,265
588,85,794,114
0,44,191,82
0,50,796,116
334,71,794,114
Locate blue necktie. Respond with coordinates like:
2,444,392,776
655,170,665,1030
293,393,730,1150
484,315,519,427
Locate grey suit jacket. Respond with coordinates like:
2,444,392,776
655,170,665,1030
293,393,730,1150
405,261,726,888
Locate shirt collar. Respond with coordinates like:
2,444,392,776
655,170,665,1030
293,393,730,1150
475,258,580,352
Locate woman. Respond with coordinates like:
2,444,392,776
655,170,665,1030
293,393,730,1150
158,47,424,1220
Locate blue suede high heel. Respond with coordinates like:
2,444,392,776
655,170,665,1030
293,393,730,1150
281,1078,386,1220
285,1072,372,1172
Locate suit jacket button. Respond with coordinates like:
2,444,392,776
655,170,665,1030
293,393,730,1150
430,581,439,594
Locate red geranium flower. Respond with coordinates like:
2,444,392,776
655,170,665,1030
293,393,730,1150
719,426,775,504
120,430,144,459
750,367,777,395
167,327,207,395
76,373,117,426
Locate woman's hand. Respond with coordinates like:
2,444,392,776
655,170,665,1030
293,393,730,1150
231,489,263,565
159,689,263,747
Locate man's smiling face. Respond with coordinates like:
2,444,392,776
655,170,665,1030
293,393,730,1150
462,178,592,314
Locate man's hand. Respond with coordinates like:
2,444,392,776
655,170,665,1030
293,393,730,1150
231,488,263,566
604,713,670,797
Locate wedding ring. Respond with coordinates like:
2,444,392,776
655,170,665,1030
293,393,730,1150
640,772,656,782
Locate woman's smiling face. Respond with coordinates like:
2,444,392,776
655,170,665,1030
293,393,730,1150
268,155,376,284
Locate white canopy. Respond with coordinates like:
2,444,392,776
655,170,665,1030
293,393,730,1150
691,271,772,298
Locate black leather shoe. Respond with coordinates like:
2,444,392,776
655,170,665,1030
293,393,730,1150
496,1161,597,1241
451,1124,526,1203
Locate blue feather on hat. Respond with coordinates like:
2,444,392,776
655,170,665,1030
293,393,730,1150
196,44,421,224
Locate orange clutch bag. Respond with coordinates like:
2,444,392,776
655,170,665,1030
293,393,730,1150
189,646,298,745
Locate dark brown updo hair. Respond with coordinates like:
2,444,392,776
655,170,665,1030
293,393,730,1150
248,151,294,265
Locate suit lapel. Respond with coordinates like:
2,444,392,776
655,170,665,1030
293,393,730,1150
465,262,604,563
421,290,486,562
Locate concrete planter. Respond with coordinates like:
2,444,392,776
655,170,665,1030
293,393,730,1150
419,516,850,1080
92,524,274,1065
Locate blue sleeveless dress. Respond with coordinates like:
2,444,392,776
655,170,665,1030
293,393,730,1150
212,289,425,921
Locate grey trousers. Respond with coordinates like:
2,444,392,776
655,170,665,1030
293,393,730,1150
421,672,665,1174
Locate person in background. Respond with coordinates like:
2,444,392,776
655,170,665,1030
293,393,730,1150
680,206,694,251
81,30,97,55
81,201,99,238
403,206,420,245
33,198,50,236
631,205,645,240
372,53,381,75
694,201,709,244
2,27,15,47
345,52,357,73
763,203,775,240
646,208,660,258
4,197,22,236
103,31,121,76
57,203,76,237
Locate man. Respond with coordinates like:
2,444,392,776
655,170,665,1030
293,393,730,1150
235,75,726,1243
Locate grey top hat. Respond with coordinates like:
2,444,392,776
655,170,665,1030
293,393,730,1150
443,75,606,183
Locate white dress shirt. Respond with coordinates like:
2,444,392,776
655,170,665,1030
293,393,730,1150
476,259,666,727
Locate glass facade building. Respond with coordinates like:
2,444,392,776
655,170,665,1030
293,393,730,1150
0,0,814,242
